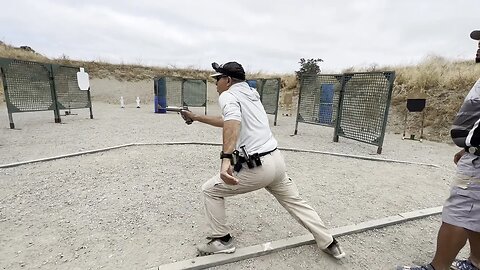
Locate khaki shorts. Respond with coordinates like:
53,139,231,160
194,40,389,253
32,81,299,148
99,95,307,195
442,175,480,232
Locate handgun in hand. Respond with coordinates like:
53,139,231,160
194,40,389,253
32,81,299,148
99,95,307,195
164,106,193,125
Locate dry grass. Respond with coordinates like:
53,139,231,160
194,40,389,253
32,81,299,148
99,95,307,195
389,56,480,141
0,41,213,82
1,41,480,142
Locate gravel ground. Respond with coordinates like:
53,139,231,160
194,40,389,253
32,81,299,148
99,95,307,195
0,96,470,270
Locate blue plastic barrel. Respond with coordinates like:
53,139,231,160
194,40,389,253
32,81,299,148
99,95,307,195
157,96,167,113
154,78,167,113
247,80,257,89
154,96,167,113
320,84,334,103
319,105,333,124
318,84,334,124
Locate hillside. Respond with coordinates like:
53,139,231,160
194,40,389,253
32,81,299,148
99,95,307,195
1,41,479,142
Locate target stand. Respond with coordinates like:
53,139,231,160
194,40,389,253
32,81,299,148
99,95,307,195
402,98,426,142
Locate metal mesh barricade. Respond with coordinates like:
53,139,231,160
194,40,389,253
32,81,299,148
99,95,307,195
53,65,92,110
247,78,280,125
294,71,395,154
154,76,207,115
182,79,207,114
334,72,395,154
0,58,54,113
0,58,94,129
165,77,183,108
295,74,343,129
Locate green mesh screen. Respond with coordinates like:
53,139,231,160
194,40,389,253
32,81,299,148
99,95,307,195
297,74,343,127
295,71,395,154
0,58,94,129
154,76,207,114
260,78,280,116
182,79,207,107
335,72,395,152
53,65,91,109
247,78,280,125
0,58,54,112
165,77,183,107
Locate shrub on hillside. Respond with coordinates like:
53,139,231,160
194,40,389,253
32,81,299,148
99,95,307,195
295,58,323,80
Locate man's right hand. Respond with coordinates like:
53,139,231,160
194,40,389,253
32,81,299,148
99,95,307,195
180,110,195,124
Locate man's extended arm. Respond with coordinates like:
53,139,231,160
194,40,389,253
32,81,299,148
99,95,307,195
180,110,223,127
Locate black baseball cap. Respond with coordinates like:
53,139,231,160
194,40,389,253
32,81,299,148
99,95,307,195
471,30,480,40
210,62,246,80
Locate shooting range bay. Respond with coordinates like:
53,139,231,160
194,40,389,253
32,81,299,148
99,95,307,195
0,89,466,269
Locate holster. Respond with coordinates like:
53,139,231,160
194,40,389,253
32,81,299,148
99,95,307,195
233,153,263,172
232,148,276,173
233,151,242,172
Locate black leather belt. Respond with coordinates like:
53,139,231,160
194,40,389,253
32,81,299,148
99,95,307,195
238,148,277,163
258,148,277,157
465,147,480,155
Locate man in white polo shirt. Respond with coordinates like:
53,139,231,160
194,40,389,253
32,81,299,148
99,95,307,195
181,61,345,259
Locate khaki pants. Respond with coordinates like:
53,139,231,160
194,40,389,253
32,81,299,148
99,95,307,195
201,149,334,249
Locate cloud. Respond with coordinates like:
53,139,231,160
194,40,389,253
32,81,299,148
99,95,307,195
1,0,479,73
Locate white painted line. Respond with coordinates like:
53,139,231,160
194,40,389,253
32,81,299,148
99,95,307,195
0,143,135,169
157,206,442,270
278,147,441,168
0,141,442,169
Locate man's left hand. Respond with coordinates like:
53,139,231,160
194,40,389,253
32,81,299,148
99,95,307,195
220,159,239,185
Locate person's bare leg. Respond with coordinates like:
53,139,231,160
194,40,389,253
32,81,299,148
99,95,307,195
430,222,468,270
467,229,480,268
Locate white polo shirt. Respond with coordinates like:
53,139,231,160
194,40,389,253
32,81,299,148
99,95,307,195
218,82,277,155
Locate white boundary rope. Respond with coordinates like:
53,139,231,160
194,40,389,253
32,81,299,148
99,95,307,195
0,141,441,169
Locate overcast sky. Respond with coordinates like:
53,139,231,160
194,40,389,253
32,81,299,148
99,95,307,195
1,0,479,74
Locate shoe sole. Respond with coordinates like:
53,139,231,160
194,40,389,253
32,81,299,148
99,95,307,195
322,249,346,259
333,252,346,259
197,247,236,256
